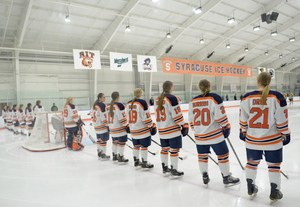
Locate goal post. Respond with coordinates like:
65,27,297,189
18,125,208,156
22,111,67,152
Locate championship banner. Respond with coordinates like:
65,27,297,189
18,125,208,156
137,55,157,72
73,49,101,69
110,52,132,71
268,68,275,79
162,57,252,77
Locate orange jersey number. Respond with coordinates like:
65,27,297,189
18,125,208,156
107,112,114,124
128,110,137,124
193,108,211,126
93,111,97,122
64,109,68,118
249,108,269,129
156,107,166,122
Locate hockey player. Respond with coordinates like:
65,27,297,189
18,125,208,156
126,88,157,170
289,93,294,105
18,104,26,136
12,105,20,135
240,72,290,202
33,100,45,117
26,103,34,136
154,81,189,179
107,91,129,164
7,105,13,131
188,79,240,187
2,105,7,129
64,97,85,151
92,93,110,160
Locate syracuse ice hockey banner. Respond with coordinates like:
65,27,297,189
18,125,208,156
73,49,101,69
110,52,132,71
162,57,253,78
137,55,157,72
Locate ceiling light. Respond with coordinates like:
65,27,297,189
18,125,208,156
253,26,260,31
199,38,204,44
227,17,235,24
166,32,171,38
244,47,249,52
226,43,230,49
271,31,277,36
265,51,268,55
292,57,295,61
125,25,130,32
279,54,283,58
65,15,70,22
194,7,202,14
289,37,296,42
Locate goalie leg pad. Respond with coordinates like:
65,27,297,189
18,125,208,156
67,127,79,149
72,127,84,150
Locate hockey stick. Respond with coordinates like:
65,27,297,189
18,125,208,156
150,138,188,160
127,137,159,156
82,126,96,144
187,134,219,165
226,137,245,170
262,153,289,179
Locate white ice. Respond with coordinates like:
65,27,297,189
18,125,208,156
0,102,299,207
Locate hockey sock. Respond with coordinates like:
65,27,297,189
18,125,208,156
161,147,170,165
267,162,281,189
133,144,141,158
217,152,230,176
100,141,107,154
246,160,260,183
118,142,126,156
96,134,101,151
198,153,209,173
170,148,180,170
112,139,118,154
141,147,148,162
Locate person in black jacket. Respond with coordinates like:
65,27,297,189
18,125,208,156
149,97,154,106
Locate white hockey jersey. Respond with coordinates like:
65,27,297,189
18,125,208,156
154,94,186,139
189,93,230,145
33,105,45,116
126,99,154,139
18,109,26,125
2,109,6,120
240,90,290,150
63,103,79,128
26,108,34,125
12,109,18,123
107,102,128,137
92,102,108,134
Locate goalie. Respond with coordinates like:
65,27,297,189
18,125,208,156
63,97,85,151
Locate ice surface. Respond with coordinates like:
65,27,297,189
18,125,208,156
0,102,299,207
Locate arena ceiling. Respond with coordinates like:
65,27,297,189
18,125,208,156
0,0,300,72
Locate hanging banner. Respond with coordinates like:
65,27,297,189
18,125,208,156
73,49,101,69
110,52,132,71
137,55,157,72
268,68,275,79
162,57,252,77
230,84,236,93
258,67,266,74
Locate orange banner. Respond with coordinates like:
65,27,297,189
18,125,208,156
162,57,253,77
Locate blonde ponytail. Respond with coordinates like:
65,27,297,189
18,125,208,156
257,72,271,106
158,81,173,111
198,79,211,97
131,88,143,110
110,92,119,117
64,97,73,108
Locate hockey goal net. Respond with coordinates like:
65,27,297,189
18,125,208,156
22,111,66,152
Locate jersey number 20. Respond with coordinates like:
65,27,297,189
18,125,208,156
193,108,210,126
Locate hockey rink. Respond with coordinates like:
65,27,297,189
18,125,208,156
0,101,299,207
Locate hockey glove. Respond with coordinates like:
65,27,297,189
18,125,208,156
77,118,85,127
151,123,157,136
239,129,246,141
222,124,231,138
281,133,291,146
181,123,189,137
126,125,130,133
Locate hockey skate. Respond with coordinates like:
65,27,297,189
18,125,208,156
162,163,171,177
141,159,154,171
222,173,240,187
247,179,258,200
118,155,129,165
202,172,210,188
14,131,20,135
112,153,118,164
21,132,27,136
100,154,110,161
170,165,184,179
269,183,283,204
134,157,142,170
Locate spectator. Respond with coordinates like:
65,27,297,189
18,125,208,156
226,94,229,101
149,97,154,106
51,103,58,111
240,94,243,100
234,94,237,100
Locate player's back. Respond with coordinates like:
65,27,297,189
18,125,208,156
107,102,127,137
63,104,78,128
189,93,228,144
240,90,289,150
93,102,108,134
127,99,152,139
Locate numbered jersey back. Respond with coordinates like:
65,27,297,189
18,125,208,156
189,93,228,145
92,102,108,134
107,102,128,137
154,94,185,139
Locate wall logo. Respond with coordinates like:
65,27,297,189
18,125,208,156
163,60,172,71
114,57,129,67
142,58,152,71
79,51,95,68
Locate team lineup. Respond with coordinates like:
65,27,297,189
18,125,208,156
1,72,291,204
